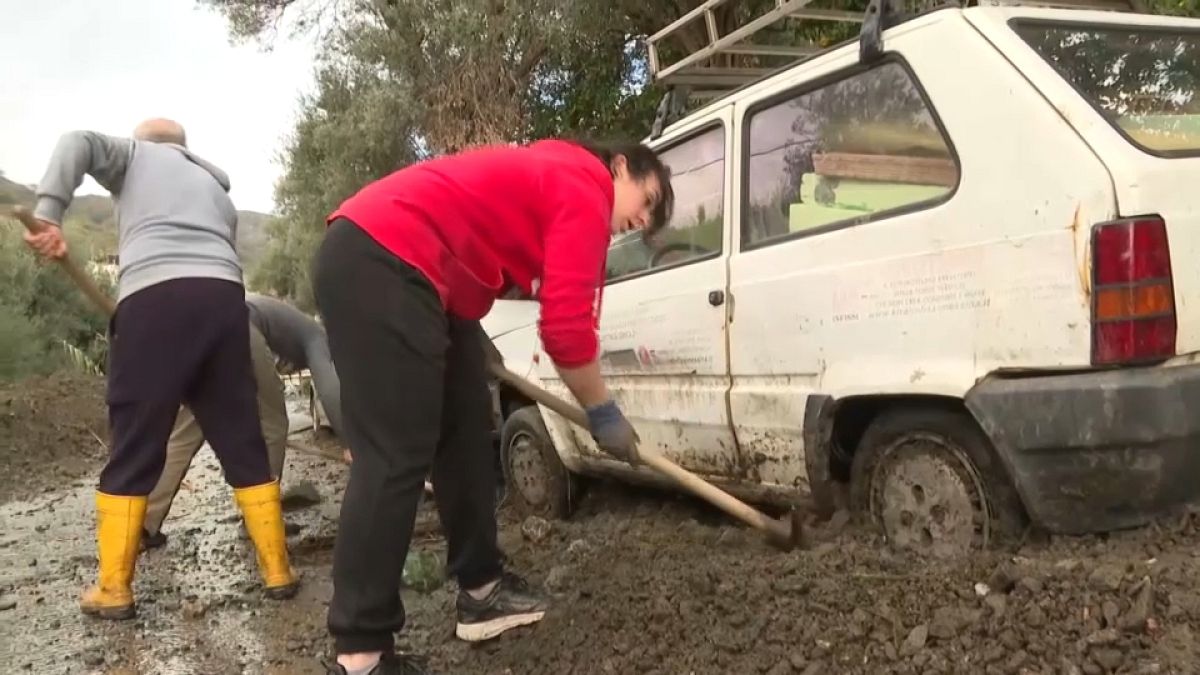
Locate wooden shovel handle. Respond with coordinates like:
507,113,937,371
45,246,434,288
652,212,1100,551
484,361,793,543
11,206,116,317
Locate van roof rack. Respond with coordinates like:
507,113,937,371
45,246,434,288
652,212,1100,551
647,0,1140,136
646,0,861,100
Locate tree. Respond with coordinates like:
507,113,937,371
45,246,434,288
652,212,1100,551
0,229,112,381
202,0,827,151
248,57,425,308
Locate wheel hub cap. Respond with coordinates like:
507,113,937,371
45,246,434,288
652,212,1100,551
870,434,988,553
508,431,550,506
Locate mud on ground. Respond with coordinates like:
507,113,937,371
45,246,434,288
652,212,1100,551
0,372,108,502
2,383,1199,673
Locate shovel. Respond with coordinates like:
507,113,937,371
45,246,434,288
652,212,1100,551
481,339,807,551
11,206,116,316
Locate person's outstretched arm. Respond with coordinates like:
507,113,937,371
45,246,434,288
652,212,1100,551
26,131,133,259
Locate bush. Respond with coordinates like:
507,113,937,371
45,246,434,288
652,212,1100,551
0,229,112,382
0,300,54,380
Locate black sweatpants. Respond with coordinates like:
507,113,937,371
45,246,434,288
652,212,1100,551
99,278,272,495
314,218,502,655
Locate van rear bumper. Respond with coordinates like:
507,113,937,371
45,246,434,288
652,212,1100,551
965,364,1200,534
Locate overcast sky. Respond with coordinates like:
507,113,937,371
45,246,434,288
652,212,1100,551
0,0,316,213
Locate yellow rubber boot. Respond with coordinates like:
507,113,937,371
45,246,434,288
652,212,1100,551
80,492,146,620
234,480,299,599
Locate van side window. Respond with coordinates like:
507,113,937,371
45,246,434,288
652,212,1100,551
743,61,958,248
605,125,726,281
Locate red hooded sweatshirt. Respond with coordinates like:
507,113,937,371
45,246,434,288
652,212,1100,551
327,140,613,368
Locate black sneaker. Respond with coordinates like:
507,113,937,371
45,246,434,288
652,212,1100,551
324,653,431,674
455,572,549,642
141,528,167,551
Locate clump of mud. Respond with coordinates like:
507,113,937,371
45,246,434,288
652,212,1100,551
411,486,1200,675
0,372,107,502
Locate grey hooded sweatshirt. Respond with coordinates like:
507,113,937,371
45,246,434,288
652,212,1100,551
33,131,243,302
245,293,344,438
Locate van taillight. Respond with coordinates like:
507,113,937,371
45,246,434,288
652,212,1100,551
1091,216,1176,365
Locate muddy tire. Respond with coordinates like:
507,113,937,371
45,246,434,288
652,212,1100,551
500,405,578,519
849,407,1024,553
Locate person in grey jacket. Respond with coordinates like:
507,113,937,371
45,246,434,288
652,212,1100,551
23,119,297,619
142,292,343,547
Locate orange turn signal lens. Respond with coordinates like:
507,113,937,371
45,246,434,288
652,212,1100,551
1095,283,1173,321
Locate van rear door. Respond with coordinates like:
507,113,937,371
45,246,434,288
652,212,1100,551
970,9,1200,360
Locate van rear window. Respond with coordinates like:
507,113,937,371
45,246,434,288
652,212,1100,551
1013,22,1200,156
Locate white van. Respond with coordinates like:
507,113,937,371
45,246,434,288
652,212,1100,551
483,0,1200,552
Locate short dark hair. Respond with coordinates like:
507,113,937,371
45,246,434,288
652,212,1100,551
570,140,675,234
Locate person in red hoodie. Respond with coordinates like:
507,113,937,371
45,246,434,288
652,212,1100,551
314,138,673,675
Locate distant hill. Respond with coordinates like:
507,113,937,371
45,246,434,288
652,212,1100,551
0,174,275,268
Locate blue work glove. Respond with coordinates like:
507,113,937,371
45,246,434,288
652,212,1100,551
585,400,640,464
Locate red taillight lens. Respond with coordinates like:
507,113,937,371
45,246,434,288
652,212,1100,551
1093,219,1172,284
1093,316,1176,365
1091,217,1176,365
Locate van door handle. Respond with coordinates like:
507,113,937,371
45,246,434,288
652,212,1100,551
708,290,725,306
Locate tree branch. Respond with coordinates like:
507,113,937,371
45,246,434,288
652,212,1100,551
516,40,549,81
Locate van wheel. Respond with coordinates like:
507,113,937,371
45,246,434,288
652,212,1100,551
500,405,577,519
849,408,1023,553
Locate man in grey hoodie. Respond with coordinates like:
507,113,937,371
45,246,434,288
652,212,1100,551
24,119,298,620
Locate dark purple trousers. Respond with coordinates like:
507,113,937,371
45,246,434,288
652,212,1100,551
99,278,271,496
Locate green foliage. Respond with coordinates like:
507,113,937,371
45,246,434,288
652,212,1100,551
0,228,112,382
0,176,114,380
0,304,46,381
246,59,425,309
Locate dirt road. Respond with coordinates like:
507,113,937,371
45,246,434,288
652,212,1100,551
2,374,1198,673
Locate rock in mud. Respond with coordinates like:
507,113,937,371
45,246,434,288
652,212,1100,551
984,593,1007,618
83,649,105,667
181,598,208,619
999,629,1022,650
1059,657,1084,675
1101,599,1121,628
0,594,16,611
1086,628,1119,646
901,624,929,655
929,606,966,640
545,565,571,592
1091,647,1124,671
1017,576,1045,595
765,659,793,675
1025,603,1047,628
1122,577,1155,632
566,539,590,557
988,562,1019,594
1056,558,1082,572
1004,649,1029,670
521,516,551,543
1089,564,1124,592
281,481,322,511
